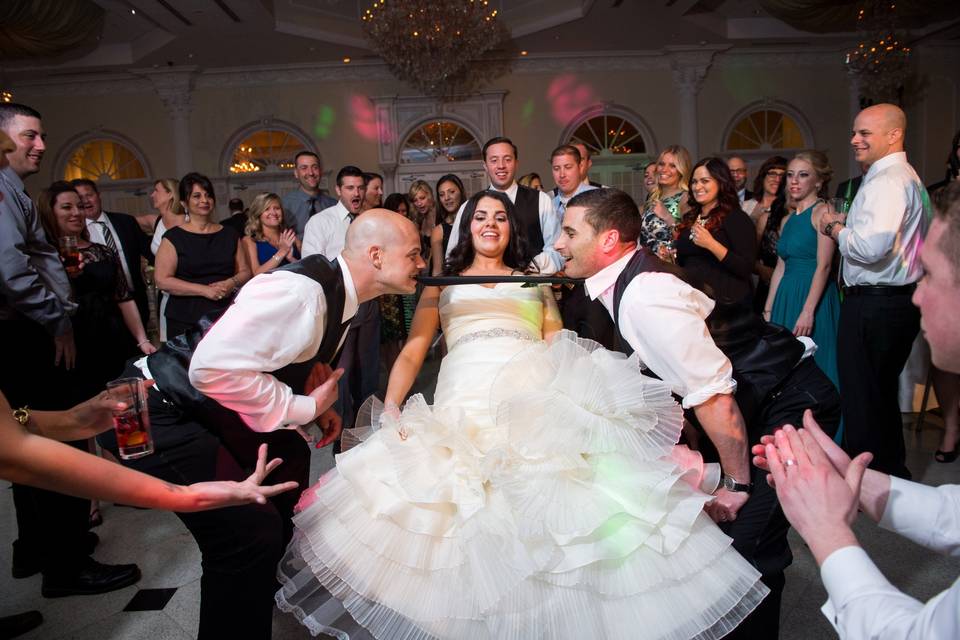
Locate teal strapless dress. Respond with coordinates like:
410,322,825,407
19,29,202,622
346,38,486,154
771,205,841,390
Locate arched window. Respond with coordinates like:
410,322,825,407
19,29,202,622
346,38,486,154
228,129,308,174
560,104,657,201
722,102,813,153
62,137,148,182
400,119,482,164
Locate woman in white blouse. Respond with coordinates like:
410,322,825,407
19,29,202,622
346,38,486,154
148,178,183,341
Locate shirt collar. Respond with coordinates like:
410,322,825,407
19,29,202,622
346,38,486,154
488,181,519,203
863,151,907,182
335,254,360,323
584,246,638,301
556,182,596,208
335,200,352,221
1,165,25,192
84,211,108,225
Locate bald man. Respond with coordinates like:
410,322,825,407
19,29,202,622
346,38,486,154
820,103,931,479
96,210,424,640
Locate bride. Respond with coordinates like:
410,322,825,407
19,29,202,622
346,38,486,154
277,190,768,639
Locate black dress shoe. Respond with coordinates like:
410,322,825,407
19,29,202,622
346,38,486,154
0,610,43,639
41,558,141,598
11,532,100,579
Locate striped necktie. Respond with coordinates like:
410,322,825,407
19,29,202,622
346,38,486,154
96,220,119,254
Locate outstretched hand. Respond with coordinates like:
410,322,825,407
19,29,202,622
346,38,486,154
185,444,299,511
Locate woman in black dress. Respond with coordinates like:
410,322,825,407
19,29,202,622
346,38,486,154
38,181,156,404
155,173,250,338
429,174,465,275
674,157,757,308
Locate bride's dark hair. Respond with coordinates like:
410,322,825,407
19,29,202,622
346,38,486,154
443,190,535,275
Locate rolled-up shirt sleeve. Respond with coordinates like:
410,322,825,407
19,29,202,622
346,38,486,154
838,174,905,265
617,272,736,408
189,272,327,431
0,197,73,336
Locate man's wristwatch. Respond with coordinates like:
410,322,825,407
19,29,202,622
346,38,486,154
823,220,841,238
721,473,753,494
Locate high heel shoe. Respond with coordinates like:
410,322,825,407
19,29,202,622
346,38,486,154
934,448,959,463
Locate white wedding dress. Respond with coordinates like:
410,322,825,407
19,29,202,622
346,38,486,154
276,283,768,640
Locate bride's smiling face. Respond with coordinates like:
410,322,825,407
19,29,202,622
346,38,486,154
470,196,511,258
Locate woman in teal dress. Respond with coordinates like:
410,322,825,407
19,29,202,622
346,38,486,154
763,151,841,408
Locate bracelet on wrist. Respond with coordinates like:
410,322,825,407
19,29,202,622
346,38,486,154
137,339,150,347
273,253,283,262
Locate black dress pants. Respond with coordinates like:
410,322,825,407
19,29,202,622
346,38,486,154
97,363,311,640
0,316,92,572
719,358,842,640
837,290,920,478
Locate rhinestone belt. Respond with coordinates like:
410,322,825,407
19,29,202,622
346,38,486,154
450,328,539,351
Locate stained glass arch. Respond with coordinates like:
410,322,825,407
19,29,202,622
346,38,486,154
59,133,150,182
722,101,813,152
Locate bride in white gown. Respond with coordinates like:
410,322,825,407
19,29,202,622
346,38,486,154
276,190,768,639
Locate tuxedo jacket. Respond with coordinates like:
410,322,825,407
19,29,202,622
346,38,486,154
105,210,153,325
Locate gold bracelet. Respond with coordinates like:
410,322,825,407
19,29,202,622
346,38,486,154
13,406,30,426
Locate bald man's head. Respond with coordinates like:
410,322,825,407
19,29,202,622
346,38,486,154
342,209,424,298
852,102,906,165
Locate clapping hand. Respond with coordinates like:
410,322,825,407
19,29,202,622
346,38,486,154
752,410,852,487
689,222,717,250
278,228,297,257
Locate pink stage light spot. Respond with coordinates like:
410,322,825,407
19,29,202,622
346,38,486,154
547,74,598,126
349,94,392,143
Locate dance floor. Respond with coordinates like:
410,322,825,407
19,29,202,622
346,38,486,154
3,363,959,639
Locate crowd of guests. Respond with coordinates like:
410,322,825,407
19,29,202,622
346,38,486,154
1,93,959,640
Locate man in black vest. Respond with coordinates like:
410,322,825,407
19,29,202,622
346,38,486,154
96,210,425,640
556,188,840,639
445,136,563,273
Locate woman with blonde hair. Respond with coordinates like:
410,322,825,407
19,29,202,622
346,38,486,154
640,144,692,259
408,179,436,257
241,192,301,276
764,150,840,395
149,178,185,255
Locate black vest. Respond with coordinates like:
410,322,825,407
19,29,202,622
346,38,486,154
611,249,804,423
146,255,351,415
514,184,545,256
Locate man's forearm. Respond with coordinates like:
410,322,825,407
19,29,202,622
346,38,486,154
859,469,892,523
693,393,750,481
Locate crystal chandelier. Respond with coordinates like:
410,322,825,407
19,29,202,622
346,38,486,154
845,0,912,104
360,0,512,97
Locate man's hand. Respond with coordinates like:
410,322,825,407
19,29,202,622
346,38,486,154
706,487,750,523
752,410,852,487
765,424,871,565
185,444,299,511
53,331,76,370
308,367,344,421
304,362,334,395
314,408,342,449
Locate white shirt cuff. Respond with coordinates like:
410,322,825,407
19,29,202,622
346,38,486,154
681,379,737,409
879,475,932,532
287,394,317,427
820,545,892,610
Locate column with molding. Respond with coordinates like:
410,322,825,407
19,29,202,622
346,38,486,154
140,67,197,177
666,46,727,160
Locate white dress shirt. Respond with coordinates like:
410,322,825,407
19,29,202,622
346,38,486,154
187,254,359,432
302,200,351,259
86,212,133,289
837,152,929,286
585,248,737,408
819,477,960,639
445,182,562,274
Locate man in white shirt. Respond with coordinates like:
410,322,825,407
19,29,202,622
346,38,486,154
557,187,841,639
756,180,960,640
302,166,379,436
73,178,153,328
820,103,930,479
727,155,752,204
446,136,562,273
97,210,424,640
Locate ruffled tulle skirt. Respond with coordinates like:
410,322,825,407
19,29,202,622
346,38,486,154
277,331,768,639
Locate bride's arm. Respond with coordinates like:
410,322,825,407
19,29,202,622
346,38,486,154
541,285,563,341
384,286,442,407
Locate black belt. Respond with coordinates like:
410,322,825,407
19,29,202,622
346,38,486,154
843,283,916,296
